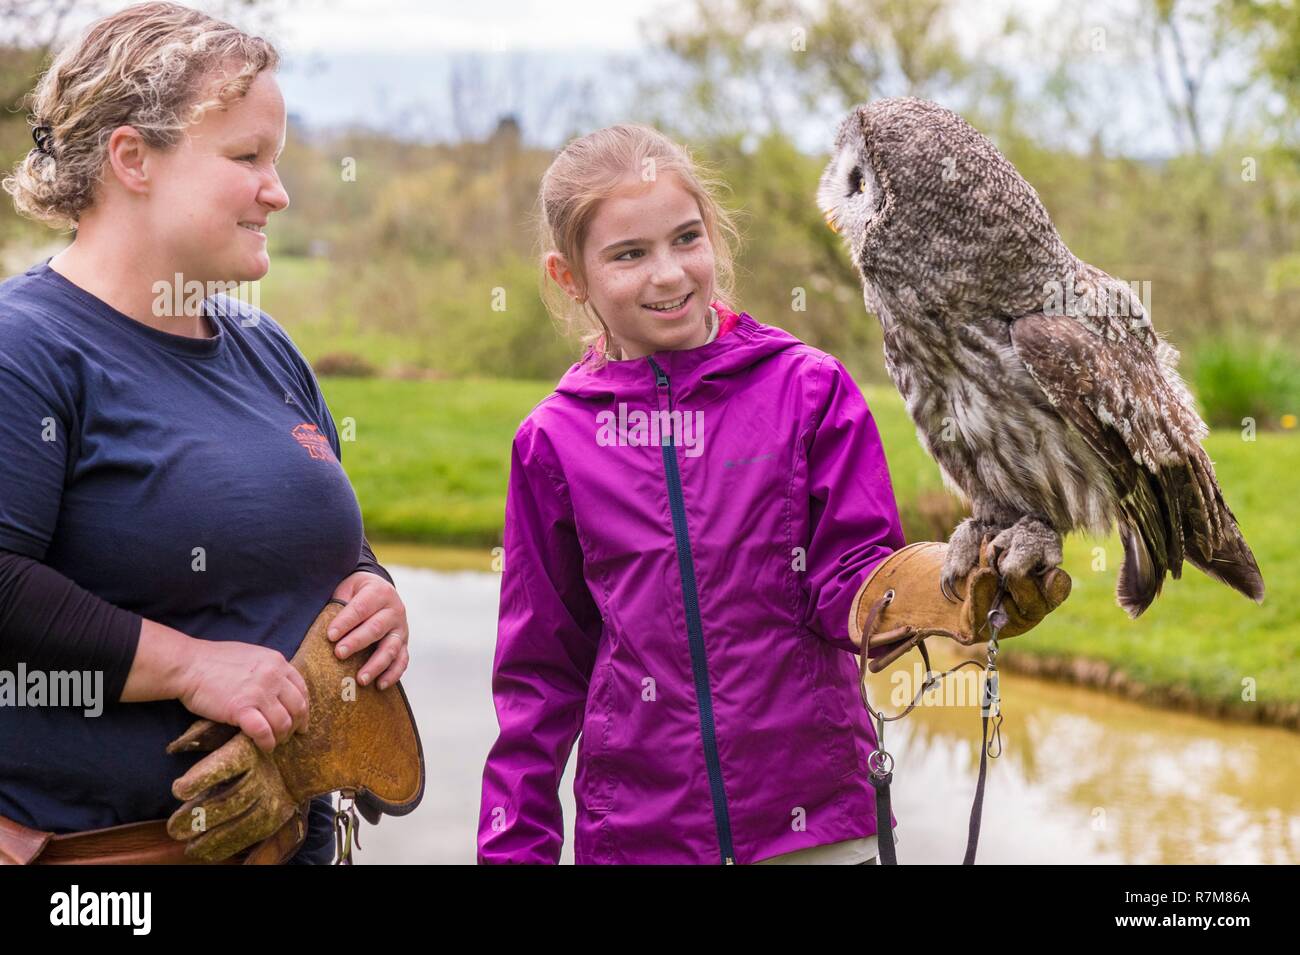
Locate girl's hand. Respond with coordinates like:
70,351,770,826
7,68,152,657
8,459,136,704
327,571,410,690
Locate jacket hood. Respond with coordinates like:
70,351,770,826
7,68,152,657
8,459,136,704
553,304,807,401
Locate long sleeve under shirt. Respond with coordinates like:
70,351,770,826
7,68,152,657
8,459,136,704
0,538,391,704
0,260,389,833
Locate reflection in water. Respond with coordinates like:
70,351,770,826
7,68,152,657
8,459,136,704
873,646,1300,864
361,568,1300,864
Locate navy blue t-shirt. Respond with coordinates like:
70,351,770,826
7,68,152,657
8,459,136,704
0,261,367,837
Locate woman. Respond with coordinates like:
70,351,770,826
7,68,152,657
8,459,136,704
0,2,409,864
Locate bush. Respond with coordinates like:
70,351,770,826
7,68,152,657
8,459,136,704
313,352,378,378
1188,336,1300,430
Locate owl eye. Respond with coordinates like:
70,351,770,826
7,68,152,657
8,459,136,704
847,165,863,197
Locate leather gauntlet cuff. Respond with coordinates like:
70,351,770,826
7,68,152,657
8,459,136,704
849,543,967,670
848,540,1071,672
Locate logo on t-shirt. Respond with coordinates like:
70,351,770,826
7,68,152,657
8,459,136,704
291,423,335,461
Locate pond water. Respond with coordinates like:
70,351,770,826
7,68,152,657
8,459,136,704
356,567,1300,865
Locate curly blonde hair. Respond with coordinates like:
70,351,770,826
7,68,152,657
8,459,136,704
2,1,279,230
537,124,742,366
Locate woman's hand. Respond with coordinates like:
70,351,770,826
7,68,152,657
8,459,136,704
326,571,410,690
173,634,310,753
124,619,309,753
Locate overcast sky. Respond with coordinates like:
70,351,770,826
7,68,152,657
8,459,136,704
279,0,673,52
43,0,1250,157
57,0,684,53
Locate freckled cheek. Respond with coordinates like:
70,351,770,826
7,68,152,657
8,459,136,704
593,264,648,308
684,246,716,290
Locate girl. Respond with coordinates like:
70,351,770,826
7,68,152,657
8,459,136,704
477,124,1066,864
0,2,408,864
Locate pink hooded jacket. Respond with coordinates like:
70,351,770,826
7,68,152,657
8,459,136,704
478,304,906,863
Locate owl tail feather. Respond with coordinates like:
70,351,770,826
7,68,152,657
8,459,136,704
1114,467,1178,619
1177,449,1265,605
1185,520,1266,606
1117,449,1266,616
1117,523,1163,619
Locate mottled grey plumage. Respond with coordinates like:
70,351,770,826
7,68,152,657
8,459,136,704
817,97,1264,618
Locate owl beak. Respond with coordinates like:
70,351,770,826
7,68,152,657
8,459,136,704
824,211,839,234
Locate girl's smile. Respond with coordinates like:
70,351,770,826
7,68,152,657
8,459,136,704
642,290,693,318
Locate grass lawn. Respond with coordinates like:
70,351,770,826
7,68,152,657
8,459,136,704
322,376,1299,710
322,377,554,546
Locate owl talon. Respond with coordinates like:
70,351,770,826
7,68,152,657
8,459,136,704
943,516,991,601
939,575,961,604
988,517,1063,581
987,541,1006,576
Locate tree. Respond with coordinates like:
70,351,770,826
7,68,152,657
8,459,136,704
636,0,975,143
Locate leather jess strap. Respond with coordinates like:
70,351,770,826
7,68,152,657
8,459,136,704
0,806,307,866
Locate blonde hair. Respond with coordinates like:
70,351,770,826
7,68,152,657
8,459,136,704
537,124,742,367
3,1,279,230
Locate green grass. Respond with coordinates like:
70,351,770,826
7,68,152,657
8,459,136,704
322,377,1300,707
322,377,555,546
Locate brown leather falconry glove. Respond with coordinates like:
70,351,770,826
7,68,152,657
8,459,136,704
164,601,424,863
848,541,1071,671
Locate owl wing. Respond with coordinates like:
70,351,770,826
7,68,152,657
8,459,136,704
1008,302,1228,609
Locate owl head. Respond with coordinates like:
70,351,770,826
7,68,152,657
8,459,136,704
817,97,1074,318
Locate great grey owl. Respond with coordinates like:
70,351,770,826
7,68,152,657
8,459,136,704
816,97,1265,618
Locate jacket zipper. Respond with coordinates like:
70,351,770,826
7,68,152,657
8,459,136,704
646,355,736,865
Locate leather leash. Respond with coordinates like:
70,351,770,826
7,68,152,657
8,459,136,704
857,578,1009,865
